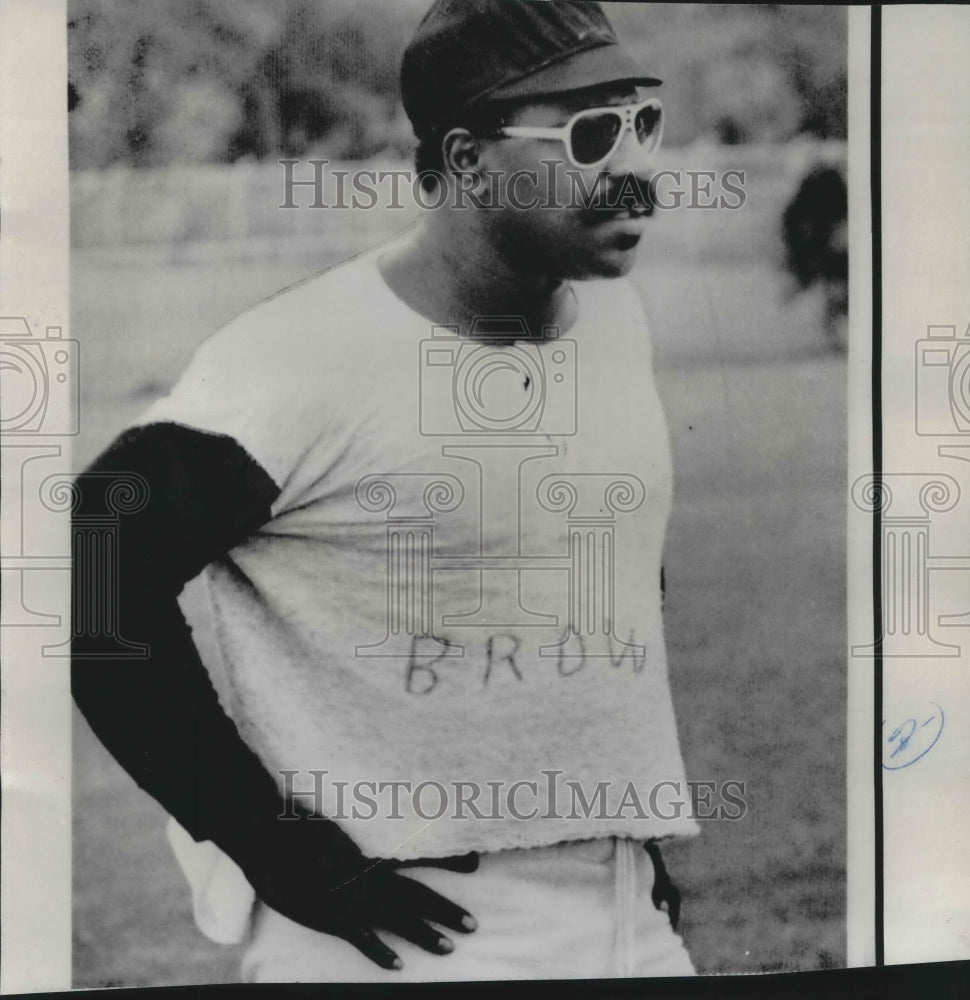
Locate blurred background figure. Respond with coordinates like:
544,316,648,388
781,162,849,352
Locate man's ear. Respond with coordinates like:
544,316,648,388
442,127,484,177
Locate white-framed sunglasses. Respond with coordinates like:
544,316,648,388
492,97,664,170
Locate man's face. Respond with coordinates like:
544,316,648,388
473,84,658,280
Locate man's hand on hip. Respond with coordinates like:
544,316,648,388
237,804,479,970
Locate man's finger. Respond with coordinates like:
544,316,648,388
397,852,480,874
342,926,403,971
379,913,456,956
392,874,478,933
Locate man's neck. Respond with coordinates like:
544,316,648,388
378,220,578,339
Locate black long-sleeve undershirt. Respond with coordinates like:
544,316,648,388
71,422,303,859
71,422,488,960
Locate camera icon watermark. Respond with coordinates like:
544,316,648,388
915,322,970,436
0,316,79,436
419,318,577,436
353,314,658,685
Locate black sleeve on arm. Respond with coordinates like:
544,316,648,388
73,424,482,958
71,422,292,856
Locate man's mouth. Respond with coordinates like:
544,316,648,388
584,205,650,225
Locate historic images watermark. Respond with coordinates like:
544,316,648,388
279,159,747,212
850,472,963,659
351,315,660,686
852,321,970,666
278,770,748,823
915,322,970,455
852,321,970,772
0,314,150,656
0,316,78,437
1,315,79,634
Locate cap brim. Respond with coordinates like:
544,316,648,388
480,43,661,103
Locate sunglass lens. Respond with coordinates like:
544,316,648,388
570,112,622,166
635,105,662,150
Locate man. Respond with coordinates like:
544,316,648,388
781,161,849,351
73,0,699,982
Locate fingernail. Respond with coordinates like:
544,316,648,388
438,936,455,953
392,957,403,970
462,915,477,932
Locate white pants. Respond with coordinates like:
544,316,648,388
240,837,695,982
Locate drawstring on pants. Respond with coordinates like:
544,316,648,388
612,838,637,976
613,838,683,976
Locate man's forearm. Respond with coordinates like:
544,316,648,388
72,593,286,850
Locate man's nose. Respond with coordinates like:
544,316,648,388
606,125,654,178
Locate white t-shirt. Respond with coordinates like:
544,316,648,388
139,242,699,859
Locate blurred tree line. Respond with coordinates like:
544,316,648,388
68,1,846,169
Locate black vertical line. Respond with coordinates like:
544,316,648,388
870,4,885,968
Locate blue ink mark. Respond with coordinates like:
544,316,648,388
883,702,944,770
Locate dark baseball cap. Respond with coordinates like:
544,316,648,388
401,0,662,139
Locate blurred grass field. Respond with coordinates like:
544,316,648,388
72,200,846,984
